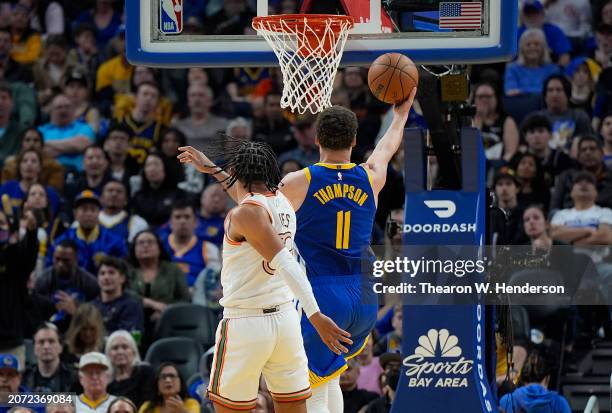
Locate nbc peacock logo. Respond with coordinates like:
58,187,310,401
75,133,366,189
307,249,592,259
403,329,473,388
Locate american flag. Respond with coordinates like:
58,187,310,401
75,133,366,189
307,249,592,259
439,2,483,30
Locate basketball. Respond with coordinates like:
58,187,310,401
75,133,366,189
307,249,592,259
367,53,418,104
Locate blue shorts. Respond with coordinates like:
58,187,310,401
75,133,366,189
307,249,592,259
300,275,377,386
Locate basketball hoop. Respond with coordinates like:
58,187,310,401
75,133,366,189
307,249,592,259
253,14,354,114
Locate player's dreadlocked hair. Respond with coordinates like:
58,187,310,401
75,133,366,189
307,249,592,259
205,136,281,193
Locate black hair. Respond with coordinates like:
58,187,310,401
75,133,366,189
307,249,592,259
74,22,96,38
315,106,358,150
0,82,13,98
171,197,196,214
107,397,137,413
129,229,171,267
572,170,597,186
520,114,552,136
44,34,68,50
57,238,79,252
156,127,187,154
98,256,128,277
135,80,160,96
578,134,604,150
515,152,548,195
144,362,188,413
519,348,554,385
104,123,133,141
543,74,572,101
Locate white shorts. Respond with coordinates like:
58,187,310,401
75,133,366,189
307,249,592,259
207,302,311,410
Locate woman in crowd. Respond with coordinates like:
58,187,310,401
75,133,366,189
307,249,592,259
63,303,106,365
565,57,601,115
471,82,519,162
128,230,191,346
132,151,184,228
156,128,204,195
139,363,200,413
105,330,155,408
0,148,61,215
1,128,65,192
107,397,138,413
505,29,560,96
74,0,122,48
515,153,551,210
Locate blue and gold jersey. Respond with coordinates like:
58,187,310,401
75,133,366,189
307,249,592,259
295,163,376,277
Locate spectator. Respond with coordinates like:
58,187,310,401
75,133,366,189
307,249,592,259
92,256,144,336
68,24,102,86
0,83,24,167
601,0,612,26
601,112,612,168
280,159,302,178
105,330,155,408
64,303,105,364
23,323,77,392
113,66,173,127
515,153,551,210
36,238,100,312
74,0,122,49
195,183,226,247
523,205,558,251
340,358,379,413
565,57,601,115
156,128,204,195
375,304,403,355
0,354,26,392
102,124,140,187
49,190,127,274
551,135,612,209
253,90,294,154
499,349,571,413
544,0,592,53
9,3,42,65
0,27,33,84
225,116,252,141
132,152,185,228
356,333,383,395
116,82,165,165
0,149,62,215
32,35,76,113
138,362,200,413
2,128,65,193
64,145,112,206
128,230,190,345
494,168,525,245
204,0,254,36
39,94,96,173
537,74,593,150
99,180,148,243
0,209,37,371
107,398,137,413
593,23,612,69
278,114,319,167
505,29,561,96
518,1,571,66
173,82,229,150
95,26,133,112
75,352,117,413
162,199,220,288
64,68,102,134
363,353,401,413
192,266,221,315
471,82,519,162
517,114,573,186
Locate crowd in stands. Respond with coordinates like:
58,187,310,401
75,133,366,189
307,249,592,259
0,0,611,412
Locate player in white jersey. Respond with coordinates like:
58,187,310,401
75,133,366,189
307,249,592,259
178,141,351,413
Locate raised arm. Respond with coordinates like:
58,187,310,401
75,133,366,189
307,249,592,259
230,204,353,354
363,88,417,196
177,146,240,202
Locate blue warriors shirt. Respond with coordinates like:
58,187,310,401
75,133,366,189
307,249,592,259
295,163,376,277
163,234,219,287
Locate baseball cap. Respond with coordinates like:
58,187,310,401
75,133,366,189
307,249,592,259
523,0,544,13
0,354,19,372
64,69,89,88
379,352,401,370
79,352,111,370
493,167,519,186
74,190,101,209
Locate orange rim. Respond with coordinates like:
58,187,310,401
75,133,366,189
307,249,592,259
252,14,354,35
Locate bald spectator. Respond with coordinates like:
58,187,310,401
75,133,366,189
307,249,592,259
173,82,228,149
38,94,95,173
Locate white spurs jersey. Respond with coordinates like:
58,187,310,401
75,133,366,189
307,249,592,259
219,191,295,309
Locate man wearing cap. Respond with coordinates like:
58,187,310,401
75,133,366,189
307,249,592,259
75,352,117,413
518,0,571,66
48,190,127,274
0,354,45,413
494,168,525,245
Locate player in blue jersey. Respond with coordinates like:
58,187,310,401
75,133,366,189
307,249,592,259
278,89,416,413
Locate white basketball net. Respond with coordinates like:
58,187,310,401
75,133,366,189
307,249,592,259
253,15,353,114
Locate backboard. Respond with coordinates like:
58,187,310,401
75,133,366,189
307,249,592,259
126,0,517,68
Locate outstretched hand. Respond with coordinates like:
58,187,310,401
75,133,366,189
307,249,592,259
393,87,417,118
309,312,353,355
177,146,219,174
